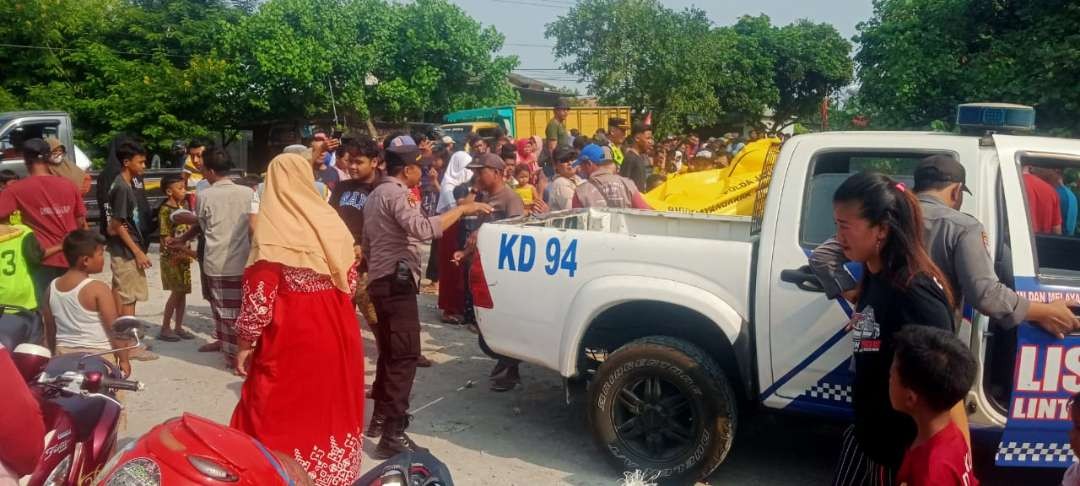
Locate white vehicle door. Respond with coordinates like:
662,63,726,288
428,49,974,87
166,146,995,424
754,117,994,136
991,135,1080,468
757,134,979,416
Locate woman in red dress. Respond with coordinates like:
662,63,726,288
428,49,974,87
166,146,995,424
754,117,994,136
231,152,363,485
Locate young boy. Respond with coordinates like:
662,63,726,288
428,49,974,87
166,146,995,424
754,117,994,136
157,174,196,342
45,229,131,377
104,141,151,318
889,326,978,486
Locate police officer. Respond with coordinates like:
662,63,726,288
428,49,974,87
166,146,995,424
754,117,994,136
362,144,491,459
606,117,629,166
810,154,1080,337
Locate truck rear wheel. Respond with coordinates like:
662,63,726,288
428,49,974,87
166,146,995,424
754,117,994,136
587,336,737,484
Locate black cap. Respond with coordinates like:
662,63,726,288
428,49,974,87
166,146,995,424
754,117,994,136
555,98,571,110
22,138,51,163
631,120,652,136
608,117,628,129
384,145,423,170
914,155,972,194
553,146,577,163
466,153,506,171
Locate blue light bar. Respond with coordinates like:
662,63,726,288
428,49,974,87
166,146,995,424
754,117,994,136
956,103,1035,131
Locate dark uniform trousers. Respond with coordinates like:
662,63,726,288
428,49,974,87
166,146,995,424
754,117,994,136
368,275,422,420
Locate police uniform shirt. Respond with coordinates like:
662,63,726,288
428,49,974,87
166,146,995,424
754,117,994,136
362,176,442,282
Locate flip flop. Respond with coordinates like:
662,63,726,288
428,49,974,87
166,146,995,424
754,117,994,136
175,329,196,340
157,333,181,342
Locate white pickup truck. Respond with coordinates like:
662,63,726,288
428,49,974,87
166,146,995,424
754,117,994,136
470,104,1080,483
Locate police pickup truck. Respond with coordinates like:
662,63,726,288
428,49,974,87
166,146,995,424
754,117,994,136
470,104,1080,483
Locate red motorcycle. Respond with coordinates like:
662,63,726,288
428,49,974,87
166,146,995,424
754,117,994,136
8,315,144,486
97,413,455,486
94,412,313,486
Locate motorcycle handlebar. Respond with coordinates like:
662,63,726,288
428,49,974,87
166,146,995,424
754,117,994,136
99,376,143,392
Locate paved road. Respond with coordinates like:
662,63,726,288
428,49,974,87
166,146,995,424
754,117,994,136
115,249,1062,485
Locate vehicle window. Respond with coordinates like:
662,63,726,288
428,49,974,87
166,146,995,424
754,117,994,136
441,126,470,146
1017,153,1080,278
0,120,62,159
800,150,952,247
476,127,500,139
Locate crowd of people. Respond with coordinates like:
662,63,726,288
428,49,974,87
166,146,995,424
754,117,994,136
6,98,1080,486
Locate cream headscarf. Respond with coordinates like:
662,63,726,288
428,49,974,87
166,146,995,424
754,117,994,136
436,151,473,213
248,153,355,293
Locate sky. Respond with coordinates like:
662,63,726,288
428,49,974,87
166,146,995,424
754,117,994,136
449,0,875,93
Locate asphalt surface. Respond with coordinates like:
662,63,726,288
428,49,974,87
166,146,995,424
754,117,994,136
114,247,1065,485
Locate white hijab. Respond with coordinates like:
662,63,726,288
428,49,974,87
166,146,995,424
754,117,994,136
437,151,473,213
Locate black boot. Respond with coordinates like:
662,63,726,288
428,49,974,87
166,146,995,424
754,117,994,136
365,412,386,438
373,416,428,459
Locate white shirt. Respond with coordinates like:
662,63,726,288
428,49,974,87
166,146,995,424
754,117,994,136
50,278,110,350
548,175,583,211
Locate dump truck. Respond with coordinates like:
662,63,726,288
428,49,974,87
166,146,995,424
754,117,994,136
439,105,631,145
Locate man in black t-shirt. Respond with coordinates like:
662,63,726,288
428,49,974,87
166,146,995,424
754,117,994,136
620,120,653,192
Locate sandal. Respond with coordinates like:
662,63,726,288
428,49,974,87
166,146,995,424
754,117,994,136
157,333,181,342
490,376,520,392
175,329,196,340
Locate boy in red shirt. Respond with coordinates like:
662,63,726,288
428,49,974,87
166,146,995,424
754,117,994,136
889,326,978,486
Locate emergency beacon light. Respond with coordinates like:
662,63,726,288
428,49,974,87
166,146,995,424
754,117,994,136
955,102,1035,132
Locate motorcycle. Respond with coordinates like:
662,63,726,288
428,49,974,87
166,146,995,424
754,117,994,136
8,315,145,486
94,412,313,486
97,412,454,486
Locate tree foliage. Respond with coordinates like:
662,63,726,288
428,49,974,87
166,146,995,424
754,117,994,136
545,1,852,134
0,0,517,156
855,0,1080,134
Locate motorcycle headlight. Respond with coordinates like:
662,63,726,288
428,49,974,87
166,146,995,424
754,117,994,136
103,457,161,486
188,456,238,482
42,455,71,486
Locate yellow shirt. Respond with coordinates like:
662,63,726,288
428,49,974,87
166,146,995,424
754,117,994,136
514,185,535,205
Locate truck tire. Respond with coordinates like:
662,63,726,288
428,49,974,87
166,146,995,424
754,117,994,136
588,336,737,484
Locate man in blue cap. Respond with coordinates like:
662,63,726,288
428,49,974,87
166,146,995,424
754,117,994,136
571,144,652,209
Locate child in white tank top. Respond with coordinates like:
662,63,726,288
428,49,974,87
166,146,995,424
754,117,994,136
45,229,131,377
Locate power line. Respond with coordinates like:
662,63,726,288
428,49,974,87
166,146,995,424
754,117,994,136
490,0,574,9
504,42,556,48
0,42,194,60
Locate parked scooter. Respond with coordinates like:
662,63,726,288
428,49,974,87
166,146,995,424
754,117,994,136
94,412,314,486
9,315,144,486
98,413,454,486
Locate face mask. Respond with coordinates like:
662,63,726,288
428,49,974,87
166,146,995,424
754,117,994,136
50,154,63,164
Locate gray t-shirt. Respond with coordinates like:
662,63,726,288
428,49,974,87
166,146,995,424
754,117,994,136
196,179,253,277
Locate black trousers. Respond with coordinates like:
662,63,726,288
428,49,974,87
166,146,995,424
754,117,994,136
368,276,421,420
425,239,439,282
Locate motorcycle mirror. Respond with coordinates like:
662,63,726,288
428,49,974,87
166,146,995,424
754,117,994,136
112,317,143,336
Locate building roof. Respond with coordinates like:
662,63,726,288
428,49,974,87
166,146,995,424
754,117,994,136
508,72,559,92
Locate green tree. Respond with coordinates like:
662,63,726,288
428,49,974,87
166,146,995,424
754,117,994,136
546,3,852,135
545,0,720,134
367,0,519,122
855,0,1080,134
732,15,854,132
